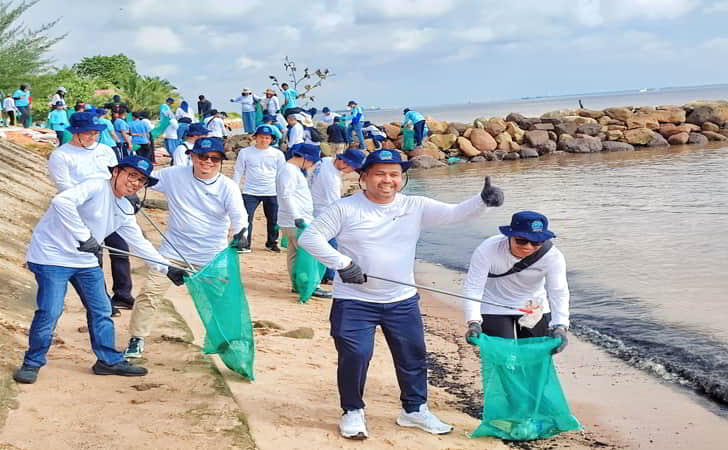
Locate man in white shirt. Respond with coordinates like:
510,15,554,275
286,114,304,147
309,148,367,283
463,211,569,352
13,156,180,384
319,107,339,125
172,122,209,167
204,109,228,139
124,137,247,359
233,124,286,252
263,88,280,117
47,112,135,315
298,149,505,440
3,93,19,126
277,143,330,299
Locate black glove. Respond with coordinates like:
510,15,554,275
125,194,143,214
465,322,482,345
550,326,568,355
294,218,306,229
230,229,247,251
338,262,367,284
77,237,102,256
480,176,504,207
167,266,187,286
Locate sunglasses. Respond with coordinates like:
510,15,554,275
513,237,543,247
197,154,223,163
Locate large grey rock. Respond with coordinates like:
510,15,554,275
688,132,709,145
554,122,578,136
685,101,728,126
536,140,557,154
520,148,540,158
576,123,600,136
602,141,635,152
469,155,486,163
502,151,520,160
409,155,447,169
561,136,603,153
647,133,669,147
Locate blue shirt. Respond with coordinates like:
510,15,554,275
114,118,129,143
49,109,69,131
13,89,29,107
129,120,150,144
283,89,298,108
342,106,362,125
97,118,116,147
402,110,424,126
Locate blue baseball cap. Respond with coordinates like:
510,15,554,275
322,107,330,113
254,124,276,136
289,143,321,163
499,211,556,242
166,97,175,103
188,137,227,159
95,107,106,116
262,114,276,123
110,155,158,187
359,149,411,173
336,148,367,169
186,123,209,136
67,112,107,133
347,100,357,106
54,101,64,107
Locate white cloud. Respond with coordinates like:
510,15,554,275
236,56,264,70
144,64,179,78
704,0,728,12
134,26,183,54
392,28,435,52
126,0,261,22
355,0,460,20
453,27,496,43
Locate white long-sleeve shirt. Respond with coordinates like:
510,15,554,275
232,145,286,196
175,107,195,121
48,143,118,192
231,94,261,113
462,235,570,327
26,179,168,272
287,123,304,146
3,97,18,112
150,166,247,266
204,116,228,138
266,96,280,115
298,192,487,303
309,157,341,217
276,162,314,228
173,141,193,166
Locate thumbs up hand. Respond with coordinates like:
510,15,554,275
480,176,504,207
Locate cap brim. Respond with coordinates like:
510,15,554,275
108,164,159,187
499,226,555,241
67,124,107,133
358,160,411,173
335,154,364,169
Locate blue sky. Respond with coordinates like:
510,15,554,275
22,0,728,112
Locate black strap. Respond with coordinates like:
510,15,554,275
488,240,553,278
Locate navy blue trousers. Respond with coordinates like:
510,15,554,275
330,294,426,413
413,120,426,146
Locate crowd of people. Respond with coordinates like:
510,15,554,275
10,85,572,443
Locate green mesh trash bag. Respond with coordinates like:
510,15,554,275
254,100,264,127
292,224,326,303
184,247,255,380
470,334,580,441
402,128,415,151
281,235,288,249
151,105,170,140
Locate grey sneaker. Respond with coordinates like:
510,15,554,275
13,364,39,384
124,337,145,359
312,288,332,299
339,409,368,439
396,404,453,434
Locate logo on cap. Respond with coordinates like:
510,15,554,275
531,220,544,232
137,160,150,171
379,150,393,160
201,139,212,148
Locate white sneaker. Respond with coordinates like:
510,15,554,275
339,409,368,440
396,404,453,435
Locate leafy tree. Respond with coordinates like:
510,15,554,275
269,56,333,106
103,73,178,118
72,54,137,88
28,67,100,120
0,0,64,94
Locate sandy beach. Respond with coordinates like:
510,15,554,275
1,151,727,449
